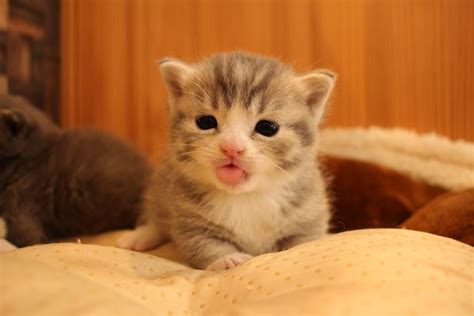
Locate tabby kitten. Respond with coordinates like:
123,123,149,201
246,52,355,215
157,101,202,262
117,52,335,270
0,95,152,247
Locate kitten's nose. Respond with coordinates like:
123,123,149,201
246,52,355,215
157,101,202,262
220,142,245,159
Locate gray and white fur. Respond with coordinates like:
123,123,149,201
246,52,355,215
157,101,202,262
117,52,335,270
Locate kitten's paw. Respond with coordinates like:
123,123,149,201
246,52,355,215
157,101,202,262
0,239,17,252
206,252,253,271
0,218,16,252
116,226,164,251
0,217,7,239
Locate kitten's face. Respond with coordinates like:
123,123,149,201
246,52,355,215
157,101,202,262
0,96,58,159
160,53,335,193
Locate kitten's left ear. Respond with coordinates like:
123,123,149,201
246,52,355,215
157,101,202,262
159,58,192,99
298,70,336,122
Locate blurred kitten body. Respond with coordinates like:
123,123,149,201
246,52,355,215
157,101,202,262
118,52,335,270
0,96,152,247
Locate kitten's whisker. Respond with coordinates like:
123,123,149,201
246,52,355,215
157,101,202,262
267,158,293,178
167,88,205,100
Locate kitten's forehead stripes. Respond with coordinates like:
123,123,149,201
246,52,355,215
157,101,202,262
203,53,285,111
250,66,277,113
212,56,237,109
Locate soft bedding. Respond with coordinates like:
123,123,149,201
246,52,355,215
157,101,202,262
1,229,472,315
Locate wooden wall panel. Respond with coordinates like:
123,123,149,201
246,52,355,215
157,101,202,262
3,0,60,120
61,0,474,161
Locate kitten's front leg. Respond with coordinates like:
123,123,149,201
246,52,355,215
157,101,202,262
116,185,169,251
175,221,253,270
116,224,167,251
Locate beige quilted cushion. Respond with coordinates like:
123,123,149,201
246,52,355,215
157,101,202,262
1,229,472,315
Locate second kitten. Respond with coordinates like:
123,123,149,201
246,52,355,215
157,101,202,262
0,96,152,247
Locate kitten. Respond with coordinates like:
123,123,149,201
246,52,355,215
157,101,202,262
117,52,335,270
0,95,152,247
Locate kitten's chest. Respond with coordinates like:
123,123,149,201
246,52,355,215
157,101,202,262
208,191,290,254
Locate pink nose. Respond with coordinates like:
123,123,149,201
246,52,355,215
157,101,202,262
220,142,245,158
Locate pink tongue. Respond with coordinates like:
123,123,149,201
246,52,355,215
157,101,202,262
216,165,246,186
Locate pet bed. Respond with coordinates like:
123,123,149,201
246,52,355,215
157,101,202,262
1,127,473,315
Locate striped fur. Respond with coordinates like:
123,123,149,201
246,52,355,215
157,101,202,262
118,52,335,270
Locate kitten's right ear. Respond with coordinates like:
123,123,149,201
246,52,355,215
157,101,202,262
159,58,191,99
0,110,28,138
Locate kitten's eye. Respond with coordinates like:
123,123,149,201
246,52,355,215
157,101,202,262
196,115,218,130
255,120,279,137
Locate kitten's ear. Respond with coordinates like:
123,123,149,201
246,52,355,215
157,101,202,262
159,58,191,99
0,109,28,138
298,70,336,122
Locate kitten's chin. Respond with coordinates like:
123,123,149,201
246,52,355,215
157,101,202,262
214,180,257,194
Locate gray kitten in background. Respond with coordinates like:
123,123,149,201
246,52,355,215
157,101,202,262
118,52,335,270
0,95,152,247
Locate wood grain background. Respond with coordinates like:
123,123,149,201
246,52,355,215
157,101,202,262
61,0,474,161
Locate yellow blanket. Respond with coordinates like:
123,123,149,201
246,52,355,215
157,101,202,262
1,229,472,315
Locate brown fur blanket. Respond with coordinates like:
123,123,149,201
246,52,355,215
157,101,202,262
320,127,474,245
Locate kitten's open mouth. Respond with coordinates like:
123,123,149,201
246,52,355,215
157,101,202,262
216,163,248,186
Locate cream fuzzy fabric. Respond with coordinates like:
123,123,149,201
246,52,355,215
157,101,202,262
1,229,473,315
320,127,474,190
